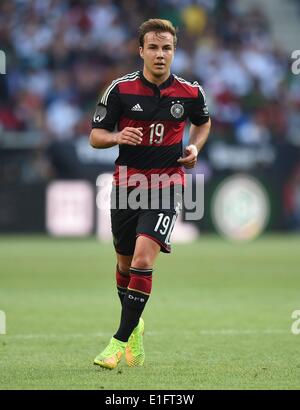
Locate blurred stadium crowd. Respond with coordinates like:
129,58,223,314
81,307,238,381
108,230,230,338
1,0,300,144
0,0,299,229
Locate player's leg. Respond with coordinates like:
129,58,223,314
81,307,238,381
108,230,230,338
111,206,137,306
94,191,181,369
119,198,182,365
121,236,160,366
93,252,133,369
94,253,134,370
94,207,137,369
114,236,160,342
116,253,132,305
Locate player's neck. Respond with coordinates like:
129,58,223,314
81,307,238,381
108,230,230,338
142,68,171,87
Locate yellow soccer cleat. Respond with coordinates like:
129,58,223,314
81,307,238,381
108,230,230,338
125,318,145,367
94,337,127,370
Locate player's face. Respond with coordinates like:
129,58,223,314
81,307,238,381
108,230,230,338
140,31,175,81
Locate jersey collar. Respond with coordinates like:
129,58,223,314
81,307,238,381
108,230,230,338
139,71,174,90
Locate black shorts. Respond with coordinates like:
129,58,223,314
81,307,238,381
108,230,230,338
110,186,183,255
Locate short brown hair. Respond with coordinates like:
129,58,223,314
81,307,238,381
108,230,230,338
138,19,177,47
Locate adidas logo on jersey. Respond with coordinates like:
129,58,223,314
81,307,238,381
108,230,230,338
131,103,143,111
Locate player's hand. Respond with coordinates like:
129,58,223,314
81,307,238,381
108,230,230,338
177,144,198,169
116,127,143,146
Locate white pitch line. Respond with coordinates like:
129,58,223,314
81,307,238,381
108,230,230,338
149,329,288,335
1,329,288,340
196,329,287,335
2,332,111,340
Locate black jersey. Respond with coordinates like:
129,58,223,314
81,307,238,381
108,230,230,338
92,70,209,188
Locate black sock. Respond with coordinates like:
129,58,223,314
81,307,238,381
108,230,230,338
114,289,149,342
114,267,152,342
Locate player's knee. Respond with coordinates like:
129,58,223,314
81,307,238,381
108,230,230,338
131,255,153,270
117,263,131,276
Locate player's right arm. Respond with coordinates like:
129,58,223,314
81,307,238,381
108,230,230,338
89,81,143,148
90,127,143,148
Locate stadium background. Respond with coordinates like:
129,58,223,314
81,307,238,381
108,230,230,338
0,0,300,390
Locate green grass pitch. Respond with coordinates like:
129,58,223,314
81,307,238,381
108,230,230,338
0,234,300,390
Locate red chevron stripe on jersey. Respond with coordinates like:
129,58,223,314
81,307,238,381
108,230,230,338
160,80,199,98
118,77,199,98
118,78,154,96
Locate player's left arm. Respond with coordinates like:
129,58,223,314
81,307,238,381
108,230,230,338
177,119,211,169
178,85,211,169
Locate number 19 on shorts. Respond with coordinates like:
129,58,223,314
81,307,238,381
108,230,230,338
154,213,178,245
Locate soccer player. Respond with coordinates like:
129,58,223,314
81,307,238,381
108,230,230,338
90,19,211,369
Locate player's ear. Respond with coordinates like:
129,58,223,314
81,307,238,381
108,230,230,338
139,46,144,59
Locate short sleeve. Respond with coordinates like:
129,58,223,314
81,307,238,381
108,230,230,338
189,85,210,126
92,84,122,131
